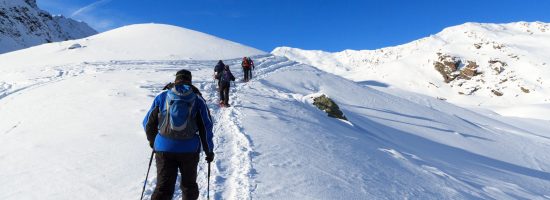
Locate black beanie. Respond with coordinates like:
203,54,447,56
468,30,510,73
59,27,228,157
175,69,192,84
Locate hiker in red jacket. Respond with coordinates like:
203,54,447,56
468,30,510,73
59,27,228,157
241,57,252,82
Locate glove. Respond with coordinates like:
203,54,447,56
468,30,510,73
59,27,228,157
149,141,154,149
205,152,215,163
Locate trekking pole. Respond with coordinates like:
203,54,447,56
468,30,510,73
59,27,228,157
140,150,155,200
207,162,211,200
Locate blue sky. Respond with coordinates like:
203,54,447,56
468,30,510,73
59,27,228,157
38,0,550,52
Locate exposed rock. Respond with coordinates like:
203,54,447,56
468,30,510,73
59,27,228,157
434,54,481,83
474,43,482,49
68,43,82,49
313,95,347,120
499,79,508,84
467,87,480,95
508,54,519,60
489,59,507,74
493,43,505,49
491,90,503,96
460,61,480,79
434,54,460,83
24,0,37,8
521,87,530,93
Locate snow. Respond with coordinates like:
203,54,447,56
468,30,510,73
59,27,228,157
1,23,550,199
272,22,550,120
0,23,265,67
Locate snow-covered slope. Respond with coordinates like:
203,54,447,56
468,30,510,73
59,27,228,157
272,22,550,120
1,23,549,199
0,0,97,54
1,55,550,199
0,23,265,67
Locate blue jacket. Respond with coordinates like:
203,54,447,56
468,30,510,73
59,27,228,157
143,84,214,153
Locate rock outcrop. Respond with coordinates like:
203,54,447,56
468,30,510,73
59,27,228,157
313,95,347,120
433,53,480,83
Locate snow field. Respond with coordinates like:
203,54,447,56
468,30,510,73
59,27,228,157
1,54,550,199
1,22,550,199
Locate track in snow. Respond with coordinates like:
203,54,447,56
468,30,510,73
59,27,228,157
134,55,296,200
0,55,302,200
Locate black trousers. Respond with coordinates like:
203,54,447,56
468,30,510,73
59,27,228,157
219,82,230,105
243,68,251,81
151,152,200,200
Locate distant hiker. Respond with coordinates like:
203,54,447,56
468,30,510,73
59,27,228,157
241,57,252,82
214,60,225,84
143,69,214,200
215,64,236,107
247,57,255,80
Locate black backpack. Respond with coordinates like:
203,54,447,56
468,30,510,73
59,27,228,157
220,70,232,83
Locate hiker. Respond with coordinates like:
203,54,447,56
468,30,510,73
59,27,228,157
143,69,214,200
241,57,252,82
215,64,235,107
214,60,225,84
213,60,225,102
247,57,255,80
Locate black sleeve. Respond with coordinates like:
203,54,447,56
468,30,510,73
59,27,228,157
191,84,202,96
145,106,159,143
162,82,174,90
196,111,210,152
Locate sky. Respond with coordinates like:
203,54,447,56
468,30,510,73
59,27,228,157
38,0,550,52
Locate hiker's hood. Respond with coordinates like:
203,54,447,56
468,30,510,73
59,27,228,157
167,84,196,102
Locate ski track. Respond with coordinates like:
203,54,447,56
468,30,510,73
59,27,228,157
0,67,84,101
206,55,296,200
108,55,294,200
0,55,310,199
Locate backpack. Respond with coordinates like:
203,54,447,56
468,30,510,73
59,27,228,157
242,57,251,69
158,87,198,140
220,70,231,83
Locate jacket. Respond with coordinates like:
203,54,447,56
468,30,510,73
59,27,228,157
214,61,224,76
143,84,214,153
215,69,235,83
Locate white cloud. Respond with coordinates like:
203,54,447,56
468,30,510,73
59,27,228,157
70,0,112,18
38,0,129,32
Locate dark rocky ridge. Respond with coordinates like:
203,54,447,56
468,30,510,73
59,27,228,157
0,0,97,54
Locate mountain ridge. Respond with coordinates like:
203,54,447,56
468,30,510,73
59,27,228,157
0,0,97,54
272,21,550,120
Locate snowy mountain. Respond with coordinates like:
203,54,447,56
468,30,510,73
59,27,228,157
0,23,265,67
1,23,550,199
0,0,97,54
272,22,550,120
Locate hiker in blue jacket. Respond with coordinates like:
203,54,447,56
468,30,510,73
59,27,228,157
143,69,214,200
